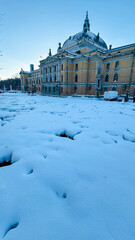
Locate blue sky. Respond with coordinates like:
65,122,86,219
0,0,135,79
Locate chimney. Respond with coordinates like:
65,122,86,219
109,45,112,50
30,64,34,72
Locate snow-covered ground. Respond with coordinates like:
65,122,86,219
0,93,135,240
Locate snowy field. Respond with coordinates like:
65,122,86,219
0,93,135,240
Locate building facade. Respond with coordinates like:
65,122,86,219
20,12,135,97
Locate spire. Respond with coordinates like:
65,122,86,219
83,11,90,32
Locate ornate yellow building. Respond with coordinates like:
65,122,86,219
20,12,135,97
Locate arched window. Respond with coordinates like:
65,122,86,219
75,74,78,82
113,73,118,81
105,74,109,82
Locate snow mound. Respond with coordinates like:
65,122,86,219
104,91,118,101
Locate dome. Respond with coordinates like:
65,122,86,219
62,12,108,51
62,31,108,50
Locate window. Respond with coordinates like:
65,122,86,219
61,75,63,82
75,74,78,82
50,67,52,73
113,73,118,81
50,76,52,83
97,63,101,75
106,63,110,70
97,79,100,88
123,85,127,91
61,64,63,70
105,74,109,82
115,61,119,69
53,87,55,93
46,77,48,82
61,87,63,93
75,63,78,71
74,85,77,94
45,68,47,74
54,66,56,72
112,87,116,91
45,87,47,92
49,87,51,92
89,85,91,90
76,50,81,54
54,75,57,82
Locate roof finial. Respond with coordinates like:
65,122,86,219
49,49,52,56
83,11,90,32
86,11,88,20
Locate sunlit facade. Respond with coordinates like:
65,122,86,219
20,12,135,97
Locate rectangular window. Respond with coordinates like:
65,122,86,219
61,87,63,93
61,64,63,70
54,75,57,82
49,87,51,92
45,87,47,92
74,85,77,94
106,63,110,70
61,75,63,82
115,61,119,69
112,87,116,91
54,66,56,72
50,67,52,73
75,63,78,71
75,74,78,82
53,87,55,93
45,68,47,74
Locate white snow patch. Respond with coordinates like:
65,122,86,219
0,93,135,240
